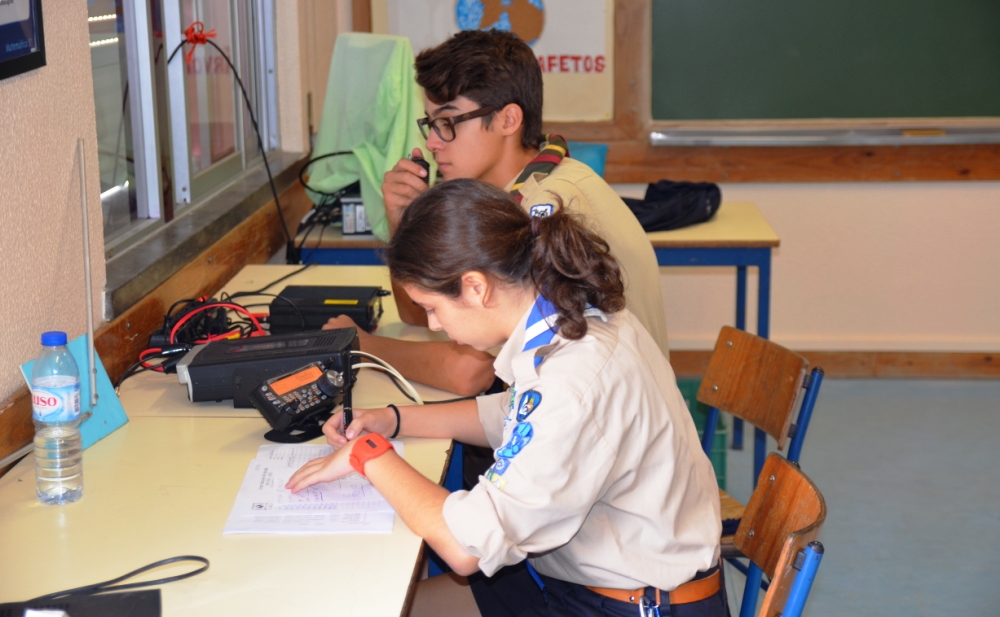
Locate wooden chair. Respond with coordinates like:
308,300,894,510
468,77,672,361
734,453,826,617
697,326,824,555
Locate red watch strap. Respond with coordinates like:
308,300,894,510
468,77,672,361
349,434,394,477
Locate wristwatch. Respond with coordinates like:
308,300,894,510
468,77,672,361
349,434,394,477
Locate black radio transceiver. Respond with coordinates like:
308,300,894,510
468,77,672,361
249,358,355,442
176,328,358,408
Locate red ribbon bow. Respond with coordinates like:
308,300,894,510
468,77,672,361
183,21,216,63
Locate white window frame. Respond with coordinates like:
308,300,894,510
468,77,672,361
103,0,279,252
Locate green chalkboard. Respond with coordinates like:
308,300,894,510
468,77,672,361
651,0,1000,121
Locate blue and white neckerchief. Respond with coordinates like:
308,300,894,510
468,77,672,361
522,297,561,367
521,296,607,368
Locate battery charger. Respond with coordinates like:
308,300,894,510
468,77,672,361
268,285,388,334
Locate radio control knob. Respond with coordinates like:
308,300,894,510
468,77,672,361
317,371,344,397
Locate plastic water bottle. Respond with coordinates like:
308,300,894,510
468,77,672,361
31,331,83,504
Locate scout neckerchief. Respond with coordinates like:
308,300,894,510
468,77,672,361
521,296,607,368
509,135,569,204
522,297,561,368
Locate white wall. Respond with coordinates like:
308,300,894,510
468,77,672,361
277,0,352,153
614,182,1000,352
0,2,104,402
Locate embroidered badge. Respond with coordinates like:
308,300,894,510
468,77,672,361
516,390,542,422
486,468,508,490
497,422,533,459
491,456,512,476
529,203,553,218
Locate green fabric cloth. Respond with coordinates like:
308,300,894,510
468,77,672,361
308,33,433,242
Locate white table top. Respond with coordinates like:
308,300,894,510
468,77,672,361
646,202,779,249
0,265,454,616
297,201,779,250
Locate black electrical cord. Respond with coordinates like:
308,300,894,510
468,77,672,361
234,293,307,331
296,193,339,262
27,556,209,602
167,38,298,263
300,211,331,264
115,360,150,392
299,151,354,196
425,396,479,405
227,263,316,296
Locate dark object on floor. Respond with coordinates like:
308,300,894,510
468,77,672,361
623,180,721,232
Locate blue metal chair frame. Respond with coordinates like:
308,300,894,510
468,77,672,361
738,541,825,617
734,454,826,617
700,337,824,586
701,367,824,487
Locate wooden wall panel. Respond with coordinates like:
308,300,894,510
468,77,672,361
600,141,1000,184
671,350,1000,380
352,0,372,32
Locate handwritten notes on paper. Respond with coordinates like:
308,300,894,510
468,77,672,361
223,442,402,535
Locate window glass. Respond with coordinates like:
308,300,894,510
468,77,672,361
182,0,238,175
90,0,274,253
88,1,139,242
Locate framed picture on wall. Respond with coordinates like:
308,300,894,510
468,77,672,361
0,0,45,81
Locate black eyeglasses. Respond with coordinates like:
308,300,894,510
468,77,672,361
416,106,497,142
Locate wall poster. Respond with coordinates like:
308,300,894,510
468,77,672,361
373,0,614,122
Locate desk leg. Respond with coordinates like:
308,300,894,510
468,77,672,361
757,252,771,340
735,265,747,331
732,266,748,450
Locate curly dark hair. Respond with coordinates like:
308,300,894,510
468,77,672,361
387,179,625,340
414,29,543,151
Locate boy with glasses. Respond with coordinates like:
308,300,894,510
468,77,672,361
324,29,669,397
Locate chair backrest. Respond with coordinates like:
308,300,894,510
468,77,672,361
698,326,808,451
735,454,827,617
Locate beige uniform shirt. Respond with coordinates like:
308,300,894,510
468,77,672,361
442,301,720,591
513,157,670,357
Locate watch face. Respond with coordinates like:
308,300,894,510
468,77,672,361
364,437,379,449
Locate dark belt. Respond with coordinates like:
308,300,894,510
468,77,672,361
586,567,721,606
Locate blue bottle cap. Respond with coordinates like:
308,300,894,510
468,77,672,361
41,331,68,346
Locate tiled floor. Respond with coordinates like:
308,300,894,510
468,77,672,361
721,379,1000,616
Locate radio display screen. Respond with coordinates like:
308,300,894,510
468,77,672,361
270,365,323,396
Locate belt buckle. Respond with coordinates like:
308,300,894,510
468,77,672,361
638,595,661,617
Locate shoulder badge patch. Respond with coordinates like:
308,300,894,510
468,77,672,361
516,390,542,422
497,422,533,459
529,203,553,218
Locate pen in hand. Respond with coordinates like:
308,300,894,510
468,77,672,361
342,382,353,436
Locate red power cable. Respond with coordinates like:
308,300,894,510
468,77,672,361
169,302,266,344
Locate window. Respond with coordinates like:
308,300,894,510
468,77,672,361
87,0,277,255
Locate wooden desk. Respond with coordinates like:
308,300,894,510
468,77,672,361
647,201,779,339
0,266,454,616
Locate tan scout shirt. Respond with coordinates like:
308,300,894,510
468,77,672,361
442,302,720,591
512,157,670,358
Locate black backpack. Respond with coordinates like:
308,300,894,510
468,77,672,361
623,180,721,232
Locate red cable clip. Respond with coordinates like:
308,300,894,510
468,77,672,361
183,21,216,63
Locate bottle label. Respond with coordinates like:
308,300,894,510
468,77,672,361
32,384,81,422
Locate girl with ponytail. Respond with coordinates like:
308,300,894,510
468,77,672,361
288,180,725,617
